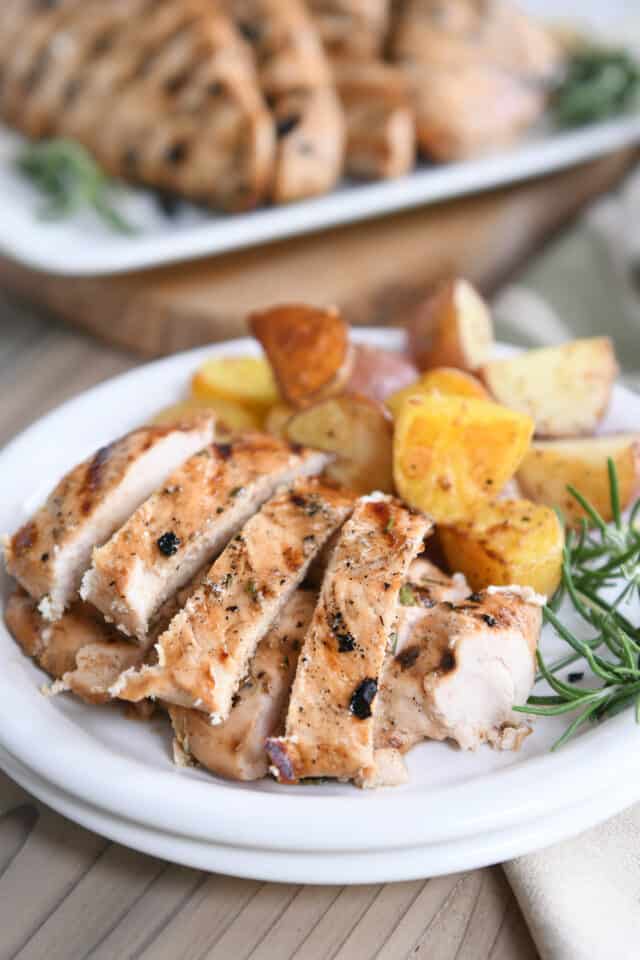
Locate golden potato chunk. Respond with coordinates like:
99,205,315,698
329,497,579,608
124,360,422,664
191,356,279,417
151,398,261,435
249,303,353,409
408,278,493,372
286,394,393,494
517,434,640,526
264,403,295,439
439,499,564,597
480,338,618,437
386,366,489,418
393,394,533,523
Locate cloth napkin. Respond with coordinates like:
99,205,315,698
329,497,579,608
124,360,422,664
493,165,640,960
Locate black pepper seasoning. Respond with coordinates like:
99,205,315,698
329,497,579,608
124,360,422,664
157,531,181,556
349,678,378,719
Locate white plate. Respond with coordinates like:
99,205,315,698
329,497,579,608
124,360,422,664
1,329,640,884
2,114,640,277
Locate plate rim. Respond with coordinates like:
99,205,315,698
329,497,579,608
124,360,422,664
2,328,640,857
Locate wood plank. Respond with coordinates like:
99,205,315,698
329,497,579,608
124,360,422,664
0,150,634,357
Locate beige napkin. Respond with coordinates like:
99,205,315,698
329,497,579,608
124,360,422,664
492,164,640,960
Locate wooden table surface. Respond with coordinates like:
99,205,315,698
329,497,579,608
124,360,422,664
0,297,539,960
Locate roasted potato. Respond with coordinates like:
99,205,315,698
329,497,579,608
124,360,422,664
439,498,564,597
517,434,640,526
286,394,393,494
191,356,279,418
264,403,294,438
346,344,419,404
249,303,353,409
408,278,493,372
151,398,261,435
386,366,489,418
393,394,533,523
480,338,618,437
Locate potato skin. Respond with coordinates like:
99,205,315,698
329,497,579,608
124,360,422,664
393,394,533,524
517,434,640,526
386,366,488,418
480,338,618,437
286,393,394,494
347,345,418,404
439,499,564,596
408,278,493,372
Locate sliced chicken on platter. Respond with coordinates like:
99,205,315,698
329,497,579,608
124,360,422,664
170,589,316,781
113,479,355,718
3,418,215,622
267,494,431,785
395,557,470,651
81,434,329,640
375,588,541,755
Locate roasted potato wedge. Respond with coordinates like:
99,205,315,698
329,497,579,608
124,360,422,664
408,278,493,372
249,303,353,409
393,394,533,523
286,394,393,494
151,398,261,435
386,367,489,418
439,498,564,596
191,356,279,417
480,338,618,437
517,434,640,526
264,403,295,439
347,344,419,404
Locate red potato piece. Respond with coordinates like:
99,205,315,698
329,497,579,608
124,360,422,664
347,345,419,404
408,278,493,372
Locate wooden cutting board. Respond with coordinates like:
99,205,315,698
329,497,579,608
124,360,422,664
0,149,635,357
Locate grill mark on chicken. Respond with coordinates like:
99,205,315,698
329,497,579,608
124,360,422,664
4,418,214,622
112,479,355,718
169,589,315,781
267,495,431,785
81,434,330,640
375,589,541,755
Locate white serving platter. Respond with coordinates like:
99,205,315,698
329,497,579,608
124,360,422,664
1,328,640,883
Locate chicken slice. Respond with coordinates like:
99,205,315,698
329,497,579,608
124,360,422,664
375,589,541,754
169,589,316,781
81,434,329,640
3,418,214,622
113,479,355,717
308,0,390,60
266,494,431,784
395,557,469,651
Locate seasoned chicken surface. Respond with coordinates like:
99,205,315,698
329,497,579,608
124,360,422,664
376,588,541,753
81,434,329,640
4,418,214,622
113,479,355,718
170,589,316,781
309,0,390,60
1,0,275,211
395,558,470,650
267,494,431,784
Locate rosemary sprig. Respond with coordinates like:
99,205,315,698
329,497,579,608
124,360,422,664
554,47,640,128
514,459,640,750
16,138,135,234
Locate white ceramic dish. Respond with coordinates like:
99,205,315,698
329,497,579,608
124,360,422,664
2,113,640,277
1,328,640,882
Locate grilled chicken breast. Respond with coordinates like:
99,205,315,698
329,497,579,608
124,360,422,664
334,61,415,180
376,588,541,753
81,435,329,640
309,0,390,60
2,0,275,211
4,419,214,622
396,558,470,650
267,494,431,784
113,479,355,717
169,588,315,781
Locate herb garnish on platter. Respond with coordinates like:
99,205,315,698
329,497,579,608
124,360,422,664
16,138,135,234
515,460,640,749
554,48,640,128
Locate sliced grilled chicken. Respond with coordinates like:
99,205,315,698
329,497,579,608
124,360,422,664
396,558,469,650
267,494,431,784
81,434,329,640
3,418,214,622
169,589,315,781
334,61,415,180
390,0,559,161
309,0,390,60
1,1,275,212
375,588,541,753
113,479,355,717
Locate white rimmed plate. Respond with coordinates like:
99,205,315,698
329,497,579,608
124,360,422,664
1,328,640,882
